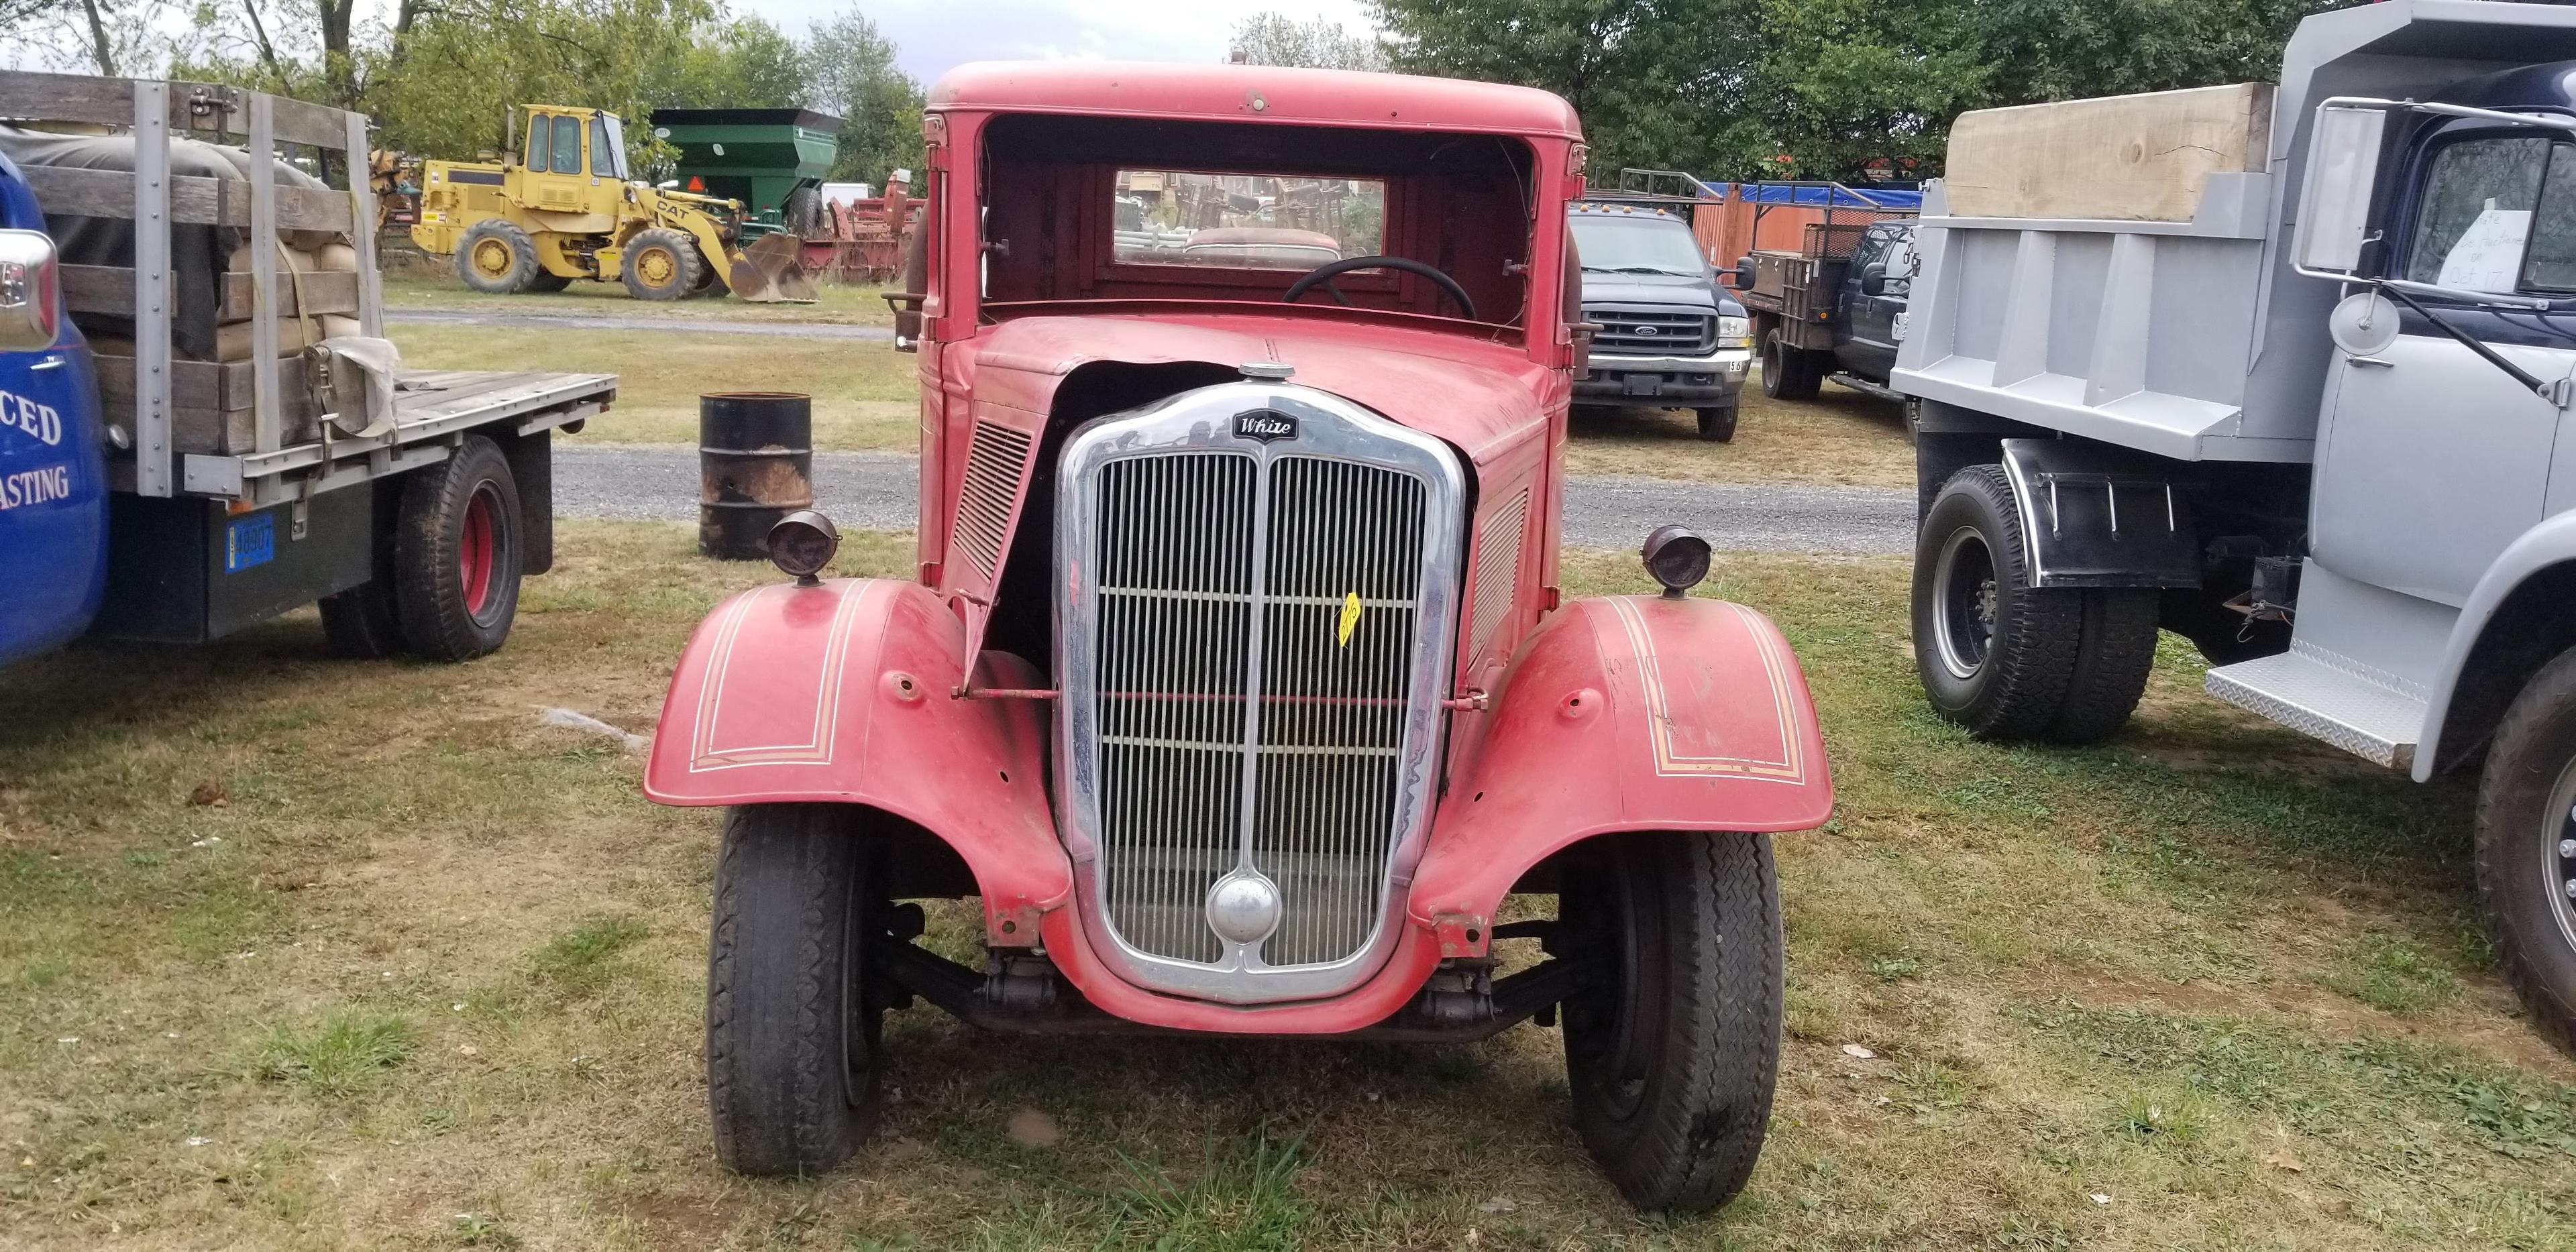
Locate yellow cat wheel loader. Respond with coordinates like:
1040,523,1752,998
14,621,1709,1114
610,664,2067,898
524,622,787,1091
411,105,814,302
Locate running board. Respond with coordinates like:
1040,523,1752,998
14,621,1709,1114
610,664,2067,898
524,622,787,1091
1829,373,1909,404
2204,644,2425,771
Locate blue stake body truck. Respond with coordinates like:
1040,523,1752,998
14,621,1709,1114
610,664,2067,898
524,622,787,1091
0,151,108,666
0,72,616,669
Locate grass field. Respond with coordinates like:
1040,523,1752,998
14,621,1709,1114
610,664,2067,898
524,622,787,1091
384,286,1916,488
382,272,896,327
4,525,2571,1249
387,325,919,449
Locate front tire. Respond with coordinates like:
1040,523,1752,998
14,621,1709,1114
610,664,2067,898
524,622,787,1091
1695,406,1738,443
392,434,521,661
622,227,704,301
707,804,885,1175
1560,831,1782,1213
2475,648,2576,1055
1912,465,2082,740
455,219,538,294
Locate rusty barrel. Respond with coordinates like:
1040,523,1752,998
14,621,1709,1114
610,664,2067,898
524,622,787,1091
699,392,814,560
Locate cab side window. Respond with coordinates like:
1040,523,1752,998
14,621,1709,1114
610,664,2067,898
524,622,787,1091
590,115,623,180
525,117,549,172
2405,134,2572,294
551,115,583,175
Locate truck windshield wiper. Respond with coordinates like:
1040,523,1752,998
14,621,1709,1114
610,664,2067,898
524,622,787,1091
1609,266,1695,276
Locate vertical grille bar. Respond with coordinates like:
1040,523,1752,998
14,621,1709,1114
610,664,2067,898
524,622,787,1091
1092,453,1255,964
1251,457,1426,968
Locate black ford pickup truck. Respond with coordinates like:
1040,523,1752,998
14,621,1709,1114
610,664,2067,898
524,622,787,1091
1568,201,1754,441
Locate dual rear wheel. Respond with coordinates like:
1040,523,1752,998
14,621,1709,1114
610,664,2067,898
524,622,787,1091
1911,465,2159,743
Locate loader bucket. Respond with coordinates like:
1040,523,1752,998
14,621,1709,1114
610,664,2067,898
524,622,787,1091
729,232,818,302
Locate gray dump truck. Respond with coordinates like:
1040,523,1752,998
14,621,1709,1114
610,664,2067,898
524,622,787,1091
1892,0,2576,1048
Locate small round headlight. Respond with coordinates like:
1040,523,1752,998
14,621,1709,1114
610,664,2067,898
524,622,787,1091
1641,525,1712,599
766,510,841,585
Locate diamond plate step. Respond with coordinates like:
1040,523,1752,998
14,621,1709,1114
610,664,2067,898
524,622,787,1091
2205,645,2426,771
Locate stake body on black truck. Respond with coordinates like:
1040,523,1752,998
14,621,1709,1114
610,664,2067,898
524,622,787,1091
1892,1,2576,1047
0,71,615,667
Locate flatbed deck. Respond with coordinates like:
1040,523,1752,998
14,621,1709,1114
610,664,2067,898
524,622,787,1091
174,368,619,502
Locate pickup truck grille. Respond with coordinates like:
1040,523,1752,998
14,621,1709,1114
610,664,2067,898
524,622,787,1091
1587,304,1717,356
1057,384,1464,1004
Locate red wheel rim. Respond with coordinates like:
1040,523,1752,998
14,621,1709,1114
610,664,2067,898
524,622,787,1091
460,485,499,620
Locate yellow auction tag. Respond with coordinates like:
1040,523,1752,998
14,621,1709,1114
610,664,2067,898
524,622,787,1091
1336,591,1362,648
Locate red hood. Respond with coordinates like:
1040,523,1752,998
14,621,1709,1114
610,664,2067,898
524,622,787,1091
963,311,1560,467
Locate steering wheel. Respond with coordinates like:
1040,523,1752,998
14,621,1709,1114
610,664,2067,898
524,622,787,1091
1282,255,1478,321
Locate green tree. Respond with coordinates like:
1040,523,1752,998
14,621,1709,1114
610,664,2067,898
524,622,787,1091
1230,12,1390,71
804,7,924,184
1372,0,1765,176
1375,0,2371,184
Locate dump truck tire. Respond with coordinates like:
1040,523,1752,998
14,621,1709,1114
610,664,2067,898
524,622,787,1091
1913,465,2084,740
2474,646,2576,1057
623,228,702,301
457,219,538,294
2047,588,2160,744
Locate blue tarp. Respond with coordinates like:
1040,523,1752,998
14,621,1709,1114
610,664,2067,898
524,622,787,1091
1695,180,1923,211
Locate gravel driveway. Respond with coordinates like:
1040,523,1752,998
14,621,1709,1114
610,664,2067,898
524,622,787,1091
554,445,1913,555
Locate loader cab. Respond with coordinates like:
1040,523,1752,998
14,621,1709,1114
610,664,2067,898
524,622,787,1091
511,107,626,215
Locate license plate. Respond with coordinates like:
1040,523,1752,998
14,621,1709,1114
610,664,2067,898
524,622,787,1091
1622,375,1664,398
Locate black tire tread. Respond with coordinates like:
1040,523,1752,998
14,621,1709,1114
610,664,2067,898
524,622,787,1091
2473,648,2576,1056
623,227,705,301
1696,406,1738,443
706,803,876,1175
455,219,537,294
391,435,519,661
1912,465,2083,741
2048,588,2160,744
1569,832,1782,1212
317,581,404,659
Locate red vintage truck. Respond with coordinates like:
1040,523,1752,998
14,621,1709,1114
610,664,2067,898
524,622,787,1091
643,62,1835,1210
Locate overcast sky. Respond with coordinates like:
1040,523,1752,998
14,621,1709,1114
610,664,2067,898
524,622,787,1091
6,0,1384,80
744,0,1381,84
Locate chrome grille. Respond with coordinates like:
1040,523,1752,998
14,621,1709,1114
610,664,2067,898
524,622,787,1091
1058,382,1465,1004
1587,304,1717,355
1093,453,1256,966
953,420,1033,579
1250,458,1427,967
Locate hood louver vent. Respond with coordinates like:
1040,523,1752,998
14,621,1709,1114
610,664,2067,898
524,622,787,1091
1468,488,1529,660
953,420,1034,579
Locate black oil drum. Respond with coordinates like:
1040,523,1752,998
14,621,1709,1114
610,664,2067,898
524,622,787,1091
699,392,814,560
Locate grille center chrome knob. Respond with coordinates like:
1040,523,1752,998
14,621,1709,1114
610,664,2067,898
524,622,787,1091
1205,872,1283,946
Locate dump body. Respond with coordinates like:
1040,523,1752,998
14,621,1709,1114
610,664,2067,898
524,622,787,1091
1896,4,2576,463
648,108,841,231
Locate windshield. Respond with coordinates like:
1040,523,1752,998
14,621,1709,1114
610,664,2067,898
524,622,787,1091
1570,213,1708,277
595,113,627,180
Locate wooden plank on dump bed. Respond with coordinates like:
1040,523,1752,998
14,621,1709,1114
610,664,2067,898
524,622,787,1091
17,166,353,233
1941,84,2273,222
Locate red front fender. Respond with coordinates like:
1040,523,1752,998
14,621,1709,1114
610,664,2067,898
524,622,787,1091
1408,594,1832,955
643,578,1071,937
